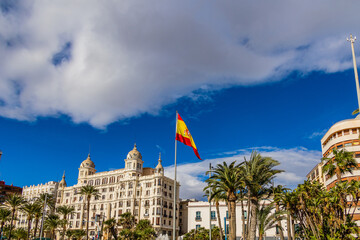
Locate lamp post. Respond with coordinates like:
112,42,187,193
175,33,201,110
347,34,360,113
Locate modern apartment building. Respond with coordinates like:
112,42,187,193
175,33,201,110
307,117,360,189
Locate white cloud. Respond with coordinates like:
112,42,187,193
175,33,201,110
308,129,328,139
164,146,321,200
0,1,360,127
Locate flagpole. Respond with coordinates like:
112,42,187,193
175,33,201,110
209,163,212,240
173,111,178,240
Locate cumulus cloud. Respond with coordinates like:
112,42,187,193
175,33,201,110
164,146,321,200
0,1,360,127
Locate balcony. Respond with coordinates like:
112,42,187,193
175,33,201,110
143,213,149,217
195,217,202,221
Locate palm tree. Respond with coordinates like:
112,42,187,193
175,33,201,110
104,218,118,240
118,212,135,229
205,161,243,240
0,208,11,239
72,229,86,240
322,148,357,183
38,193,56,212
271,185,289,240
242,151,283,240
32,204,43,239
257,203,285,240
21,202,42,240
279,191,294,240
57,205,75,240
12,228,27,240
79,185,100,240
4,194,25,240
203,188,226,240
44,213,61,239
66,229,75,240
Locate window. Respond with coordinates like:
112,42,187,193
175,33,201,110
102,188,107,192
344,129,350,135
244,210,247,220
211,211,216,220
129,182,133,189
95,179,100,185
226,211,229,219
196,224,201,230
102,178,108,184
196,211,201,220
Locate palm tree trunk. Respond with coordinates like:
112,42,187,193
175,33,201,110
34,218,39,239
248,198,257,240
240,199,246,240
275,203,284,240
246,194,251,237
27,217,32,240
259,232,263,240
8,209,15,240
229,199,236,240
86,198,90,240
286,212,291,240
215,201,224,240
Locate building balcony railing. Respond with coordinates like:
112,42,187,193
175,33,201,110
195,217,202,221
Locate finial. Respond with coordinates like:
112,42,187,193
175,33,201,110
62,171,66,179
87,153,91,159
134,143,137,149
158,152,162,162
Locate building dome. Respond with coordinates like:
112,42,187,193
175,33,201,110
155,153,163,170
127,144,142,160
59,171,67,188
80,154,95,168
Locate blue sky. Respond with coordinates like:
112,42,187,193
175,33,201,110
1,1,360,199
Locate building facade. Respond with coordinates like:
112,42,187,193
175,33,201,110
0,181,22,203
17,145,180,237
17,181,58,229
307,118,360,189
181,200,288,240
306,117,360,222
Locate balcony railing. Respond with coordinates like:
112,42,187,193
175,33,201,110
195,217,202,221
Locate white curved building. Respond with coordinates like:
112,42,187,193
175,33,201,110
320,118,360,189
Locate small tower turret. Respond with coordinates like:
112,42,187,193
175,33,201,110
155,153,164,175
124,144,144,176
78,154,96,184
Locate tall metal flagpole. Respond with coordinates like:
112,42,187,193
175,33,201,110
173,111,178,240
347,34,360,112
209,163,212,240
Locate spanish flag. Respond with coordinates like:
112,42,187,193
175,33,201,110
175,113,201,160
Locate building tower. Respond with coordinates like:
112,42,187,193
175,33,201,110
155,153,164,176
78,154,96,184
124,144,144,177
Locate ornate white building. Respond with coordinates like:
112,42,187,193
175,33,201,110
18,145,180,237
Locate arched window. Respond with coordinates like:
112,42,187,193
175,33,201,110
88,180,94,186
102,178,108,184
95,179,100,186
109,176,115,183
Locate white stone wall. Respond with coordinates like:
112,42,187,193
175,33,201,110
185,200,288,239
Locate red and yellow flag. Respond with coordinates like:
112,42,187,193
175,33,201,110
175,113,201,160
